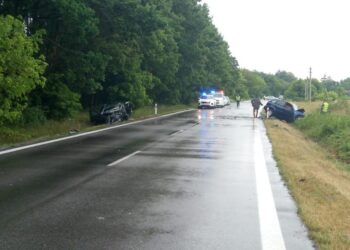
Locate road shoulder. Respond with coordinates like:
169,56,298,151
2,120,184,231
265,120,350,249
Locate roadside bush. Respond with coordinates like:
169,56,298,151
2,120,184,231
0,127,30,144
327,130,350,162
43,83,82,120
21,107,47,126
331,99,350,114
296,107,350,162
315,91,338,101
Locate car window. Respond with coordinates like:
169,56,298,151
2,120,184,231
276,100,285,106
283,102,294,111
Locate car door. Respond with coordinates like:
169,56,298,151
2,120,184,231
272,100,294,122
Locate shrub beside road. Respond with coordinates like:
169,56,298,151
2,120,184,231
296,100,350,165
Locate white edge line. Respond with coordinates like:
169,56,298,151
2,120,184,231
0,109,194,156
107,151,141,167
254,129,286,250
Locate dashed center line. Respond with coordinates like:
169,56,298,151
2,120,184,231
107,151,141,167
169,129,184,136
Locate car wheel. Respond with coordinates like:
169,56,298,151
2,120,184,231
267,108,274,118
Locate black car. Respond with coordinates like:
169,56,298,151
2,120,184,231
90,102,133,125
264,99,304,123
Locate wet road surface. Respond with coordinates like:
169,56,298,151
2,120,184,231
0,102,314,249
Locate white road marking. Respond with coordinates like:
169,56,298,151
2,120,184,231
0,109,194,156
254,129,286,250
107,151,141,167
170,129,184,136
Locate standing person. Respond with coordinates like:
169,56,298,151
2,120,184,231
235,94,241,108
251,97,263,118
321,100,329,114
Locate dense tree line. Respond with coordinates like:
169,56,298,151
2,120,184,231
0,0,239,125
238,69,350,101
237,69,295,99
2,0,349,128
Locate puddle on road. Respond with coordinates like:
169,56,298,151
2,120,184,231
215,115,255,120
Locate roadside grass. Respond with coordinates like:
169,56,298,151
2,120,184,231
294,100,322,113
0,104,195,148
295,99,350,164
265,98,350,249
265,120,350,250
0,113,92,147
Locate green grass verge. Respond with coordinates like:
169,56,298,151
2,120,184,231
0,104,195,148
295,100,350,166
266,99,350,248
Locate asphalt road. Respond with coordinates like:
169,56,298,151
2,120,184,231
0,101,314,250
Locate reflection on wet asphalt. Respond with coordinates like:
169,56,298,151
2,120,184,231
0,101,314,249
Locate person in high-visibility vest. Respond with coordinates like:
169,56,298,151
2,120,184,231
321,101,329,113
235,95,241,108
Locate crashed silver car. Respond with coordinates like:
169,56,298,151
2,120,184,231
90,102,133,124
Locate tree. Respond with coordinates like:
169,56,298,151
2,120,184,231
239,69,267,97
1,0,108,118
173,1,239,103
275,70,297,83
284,80,311,100
258,72,287,97
0,0,242,122
0,15,47,125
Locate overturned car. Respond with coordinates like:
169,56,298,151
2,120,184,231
264,99,304,123
90,102,133,125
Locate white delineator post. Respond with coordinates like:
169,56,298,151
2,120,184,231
155,103,158,115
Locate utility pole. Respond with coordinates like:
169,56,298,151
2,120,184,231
309,67,312,102
305,77,308,100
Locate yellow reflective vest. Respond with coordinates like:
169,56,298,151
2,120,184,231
322,102,329,113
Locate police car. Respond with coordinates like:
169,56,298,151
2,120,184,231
198,93,216,109
224,96,230,106
213,91,225,108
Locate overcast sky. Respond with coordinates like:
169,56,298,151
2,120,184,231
202,0,350,81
